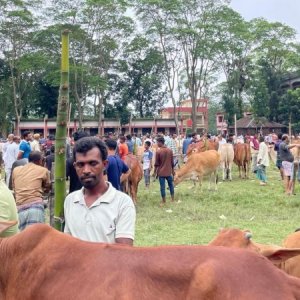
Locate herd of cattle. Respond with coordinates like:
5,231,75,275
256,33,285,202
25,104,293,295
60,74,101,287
127,140,251,203
3,141,296,299
3,221,300,298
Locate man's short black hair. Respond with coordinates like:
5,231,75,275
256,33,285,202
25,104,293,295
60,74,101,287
73,130,89,142
126,134,132,140
282,134,289,141
73,137,108,161
156,137,165,144
119,135,126,142
23,131,31,139
278,132,283,140
145,141,151,147
29,151,43,163
105,139,117,150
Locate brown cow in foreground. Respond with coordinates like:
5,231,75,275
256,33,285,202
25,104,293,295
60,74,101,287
209,228,300,278
122,154,143,204
2,223,300,299
233,143,251,179
174,150,220,191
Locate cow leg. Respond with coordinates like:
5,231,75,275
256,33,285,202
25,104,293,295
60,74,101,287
222,165,226,181
211,172,218,191
238,166,241,178
129,181,135,204
197,176,203,192
228,163,232,181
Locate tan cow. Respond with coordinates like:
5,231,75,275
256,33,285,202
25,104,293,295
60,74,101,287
234,143,251,179
174,150,220,191
122,154,143,204
282,231,300,278
186,139,218,157
218,143,234,181
2,222,300,299
209,228,300,278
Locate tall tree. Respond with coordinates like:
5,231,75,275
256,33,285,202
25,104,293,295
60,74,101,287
171,0,228,132
117,36,167,118
136,0,183,134
216,7,252,122
249,19,296,121
0,0,40,133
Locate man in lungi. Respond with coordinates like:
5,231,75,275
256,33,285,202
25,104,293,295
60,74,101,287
279,134,300,195
12,151,51,230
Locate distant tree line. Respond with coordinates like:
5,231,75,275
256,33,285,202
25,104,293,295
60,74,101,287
1,0,300,135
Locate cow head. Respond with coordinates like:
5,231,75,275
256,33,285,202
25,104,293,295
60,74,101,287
209,228,260,252
209,228,300,266
173,173,182,186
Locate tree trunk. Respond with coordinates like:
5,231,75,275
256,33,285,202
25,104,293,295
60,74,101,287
159,33,180,135
9,61,21,135
54,30,69,231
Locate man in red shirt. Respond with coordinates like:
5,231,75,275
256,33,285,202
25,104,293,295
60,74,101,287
154,136,175,206
118,136,129,161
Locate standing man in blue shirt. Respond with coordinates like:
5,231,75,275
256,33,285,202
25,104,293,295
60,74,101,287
182,133,192,162
105,139,131,191
126,135,134,154
17,131,32,160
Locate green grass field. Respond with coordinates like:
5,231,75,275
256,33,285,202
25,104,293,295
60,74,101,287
134,163,300,247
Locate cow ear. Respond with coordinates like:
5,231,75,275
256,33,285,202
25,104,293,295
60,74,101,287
0,221,18,235
261,248,300,263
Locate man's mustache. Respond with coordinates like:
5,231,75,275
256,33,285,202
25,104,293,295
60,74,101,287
80,175,96,180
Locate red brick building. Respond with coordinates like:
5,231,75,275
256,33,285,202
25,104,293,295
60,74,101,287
160,99,208,133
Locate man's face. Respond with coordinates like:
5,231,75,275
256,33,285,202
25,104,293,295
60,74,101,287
74,147,108,189
25,134,32,141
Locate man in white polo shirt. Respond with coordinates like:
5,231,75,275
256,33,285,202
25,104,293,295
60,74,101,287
64,137,136,245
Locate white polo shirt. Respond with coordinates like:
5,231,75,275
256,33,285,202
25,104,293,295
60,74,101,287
64,182,136,243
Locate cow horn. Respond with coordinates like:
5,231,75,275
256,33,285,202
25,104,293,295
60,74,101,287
245,232,252,240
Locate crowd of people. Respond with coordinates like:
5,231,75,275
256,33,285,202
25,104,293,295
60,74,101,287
1,129,298,245
0,130,181,243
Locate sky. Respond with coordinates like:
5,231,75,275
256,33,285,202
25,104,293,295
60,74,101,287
230,0,300,38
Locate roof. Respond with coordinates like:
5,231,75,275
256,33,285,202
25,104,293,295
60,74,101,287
162,107,206,113
229,116,286,129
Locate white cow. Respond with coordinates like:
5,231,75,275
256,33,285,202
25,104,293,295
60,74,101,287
218,143,234,181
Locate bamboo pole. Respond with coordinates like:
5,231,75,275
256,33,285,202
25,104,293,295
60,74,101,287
54,30,70,231
67,103,72,138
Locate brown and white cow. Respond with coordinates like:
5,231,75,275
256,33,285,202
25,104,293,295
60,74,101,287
2,222,300,300
234,143,251,179
122,154,143,204
218,143,235,181
209,228,300,278
174,150,220,191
